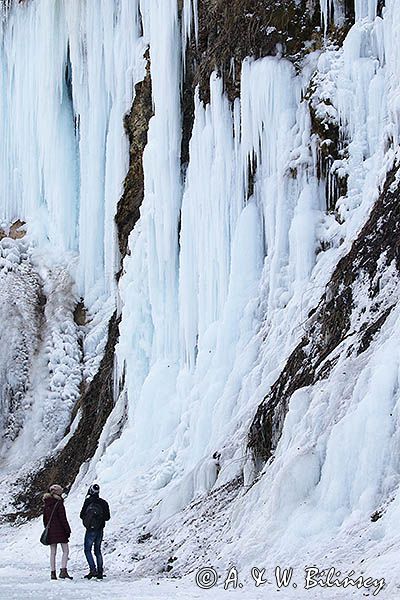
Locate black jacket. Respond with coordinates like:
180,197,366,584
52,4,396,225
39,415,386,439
80,495,110,530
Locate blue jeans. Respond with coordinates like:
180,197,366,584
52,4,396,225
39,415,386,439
84,529,103,573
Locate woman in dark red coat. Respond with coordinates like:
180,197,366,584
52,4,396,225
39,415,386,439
43,484,73,580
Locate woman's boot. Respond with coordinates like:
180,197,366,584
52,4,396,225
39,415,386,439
51,571,57,580
59,568,73,580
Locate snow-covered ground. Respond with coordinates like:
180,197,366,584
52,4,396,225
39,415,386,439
0,522,393,600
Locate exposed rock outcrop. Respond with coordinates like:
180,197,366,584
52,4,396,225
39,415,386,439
248,164,400,465
0,220,26,240
115,52,153,263
184,0,326,104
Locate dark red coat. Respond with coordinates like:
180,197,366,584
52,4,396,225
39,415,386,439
43,494,71,544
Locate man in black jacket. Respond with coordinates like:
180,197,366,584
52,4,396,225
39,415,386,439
80,483,110,579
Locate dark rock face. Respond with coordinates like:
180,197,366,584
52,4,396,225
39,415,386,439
185,0,324,103
115,53,153,262
248,165,400,465
377,1,385,18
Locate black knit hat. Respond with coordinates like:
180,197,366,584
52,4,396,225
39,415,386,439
88,483,100,495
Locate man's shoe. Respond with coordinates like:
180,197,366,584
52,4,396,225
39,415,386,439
84,570,98,579
50,571,57,580
97,570,103,579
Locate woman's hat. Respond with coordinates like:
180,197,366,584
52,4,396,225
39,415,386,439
49,484,64,496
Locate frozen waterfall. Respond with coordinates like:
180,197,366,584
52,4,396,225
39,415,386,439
0,0,400,593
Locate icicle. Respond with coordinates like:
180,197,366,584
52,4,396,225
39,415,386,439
182,0,198,62
179,77,243,370
116,0,183,468
320,0,346,33
355,0,379,21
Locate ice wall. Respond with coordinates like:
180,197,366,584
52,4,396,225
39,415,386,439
105,5,324,522
95,0,400,580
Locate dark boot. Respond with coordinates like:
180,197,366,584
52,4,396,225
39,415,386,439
59,568,73,580
51,571,57,580
97,570,103,579
84,570,97,579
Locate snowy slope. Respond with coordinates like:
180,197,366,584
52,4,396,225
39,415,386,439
0,0,400,597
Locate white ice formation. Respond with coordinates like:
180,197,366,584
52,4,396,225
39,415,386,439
1,0,400,592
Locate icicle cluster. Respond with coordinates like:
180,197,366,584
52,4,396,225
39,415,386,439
0,0,145,305
320,0,379,30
